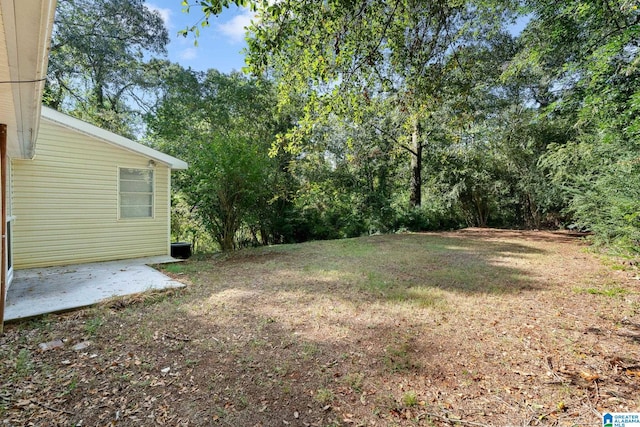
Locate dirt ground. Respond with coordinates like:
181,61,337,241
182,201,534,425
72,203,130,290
1,228,639,426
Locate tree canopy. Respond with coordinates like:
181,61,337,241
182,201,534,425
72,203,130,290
46,0,169,136
146,65,294,250
241,0,518,208
47,0,639,254
516,0,640,250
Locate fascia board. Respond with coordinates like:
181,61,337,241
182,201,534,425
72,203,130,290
0,0,56,159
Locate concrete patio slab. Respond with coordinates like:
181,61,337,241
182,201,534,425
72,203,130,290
4,256,185,321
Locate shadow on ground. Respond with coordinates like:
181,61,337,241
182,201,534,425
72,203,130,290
2,230,629,427
178,232,551,306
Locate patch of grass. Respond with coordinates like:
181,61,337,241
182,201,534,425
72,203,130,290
428,266,516,293
84,316,104,336
575,285,629,297
387,286,445,308
610,264,627,271
163,263,187,274
59,374,79,396
131,324,155,344
157,260,206,275
383,335,418,373
257,316,276,330
401,391,419,407
332,238,376,258
249,338,268,348
280,381,292,395
343,372,365,392
135,378,152,387
301,342,320,361
184,359,199,368
28,315,54,330
273,363,289,377
142,289,180,306
210,406,228,421
588,287,628,297
314,388,335,405
236,393,249,409
363,271,391,294
14,349,33,378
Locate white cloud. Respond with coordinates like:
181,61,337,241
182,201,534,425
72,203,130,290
146,3,172,28
217,8,254,44
179,47,198,61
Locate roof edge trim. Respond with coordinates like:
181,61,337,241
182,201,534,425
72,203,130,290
40,107,188,170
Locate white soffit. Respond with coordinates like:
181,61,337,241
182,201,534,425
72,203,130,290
41,107,189,170
0,3,17,151
0,0,56,159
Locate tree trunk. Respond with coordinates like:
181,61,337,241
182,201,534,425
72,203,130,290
221,220,235,252
95,78,105,110
409,119,422,208
474,192,488,227
527,193,541,229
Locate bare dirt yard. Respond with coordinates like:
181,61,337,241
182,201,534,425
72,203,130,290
1,228,639,426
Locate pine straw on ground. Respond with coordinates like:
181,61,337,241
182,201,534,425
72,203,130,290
1,228,639,426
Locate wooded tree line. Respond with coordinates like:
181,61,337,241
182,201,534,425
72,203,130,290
46,0,640,253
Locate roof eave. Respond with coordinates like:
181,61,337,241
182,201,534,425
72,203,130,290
40,107,189,170
0,0,57,159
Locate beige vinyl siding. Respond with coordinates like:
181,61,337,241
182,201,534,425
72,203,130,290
11,118,170,269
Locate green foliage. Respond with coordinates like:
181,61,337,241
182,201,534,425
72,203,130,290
170,193,216,252
188,132,272,251
171,0,639,256
392,201,464,232
517,0,640,253
146,67,295,250
14,349,34,378
584,286,629,298
47,0,169,135
243,0,518,209
401,391,419,407
544,138,640,252
314,388,335,405
178,0,254,41
284,110,404,239
84,316,104,337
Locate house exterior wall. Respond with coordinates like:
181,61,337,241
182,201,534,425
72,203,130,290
11,118,170,269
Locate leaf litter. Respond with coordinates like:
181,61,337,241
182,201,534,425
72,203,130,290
0,229,638,426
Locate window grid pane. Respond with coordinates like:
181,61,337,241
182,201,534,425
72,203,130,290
119,168,154,219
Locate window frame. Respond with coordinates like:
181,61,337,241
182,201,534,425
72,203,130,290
118,167,155,220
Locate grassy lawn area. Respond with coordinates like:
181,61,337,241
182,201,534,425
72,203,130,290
1,229,639,426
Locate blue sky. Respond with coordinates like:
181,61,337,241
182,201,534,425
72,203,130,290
146,1,251,73
144,2,529,74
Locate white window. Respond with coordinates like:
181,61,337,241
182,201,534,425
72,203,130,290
119,168,154,218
